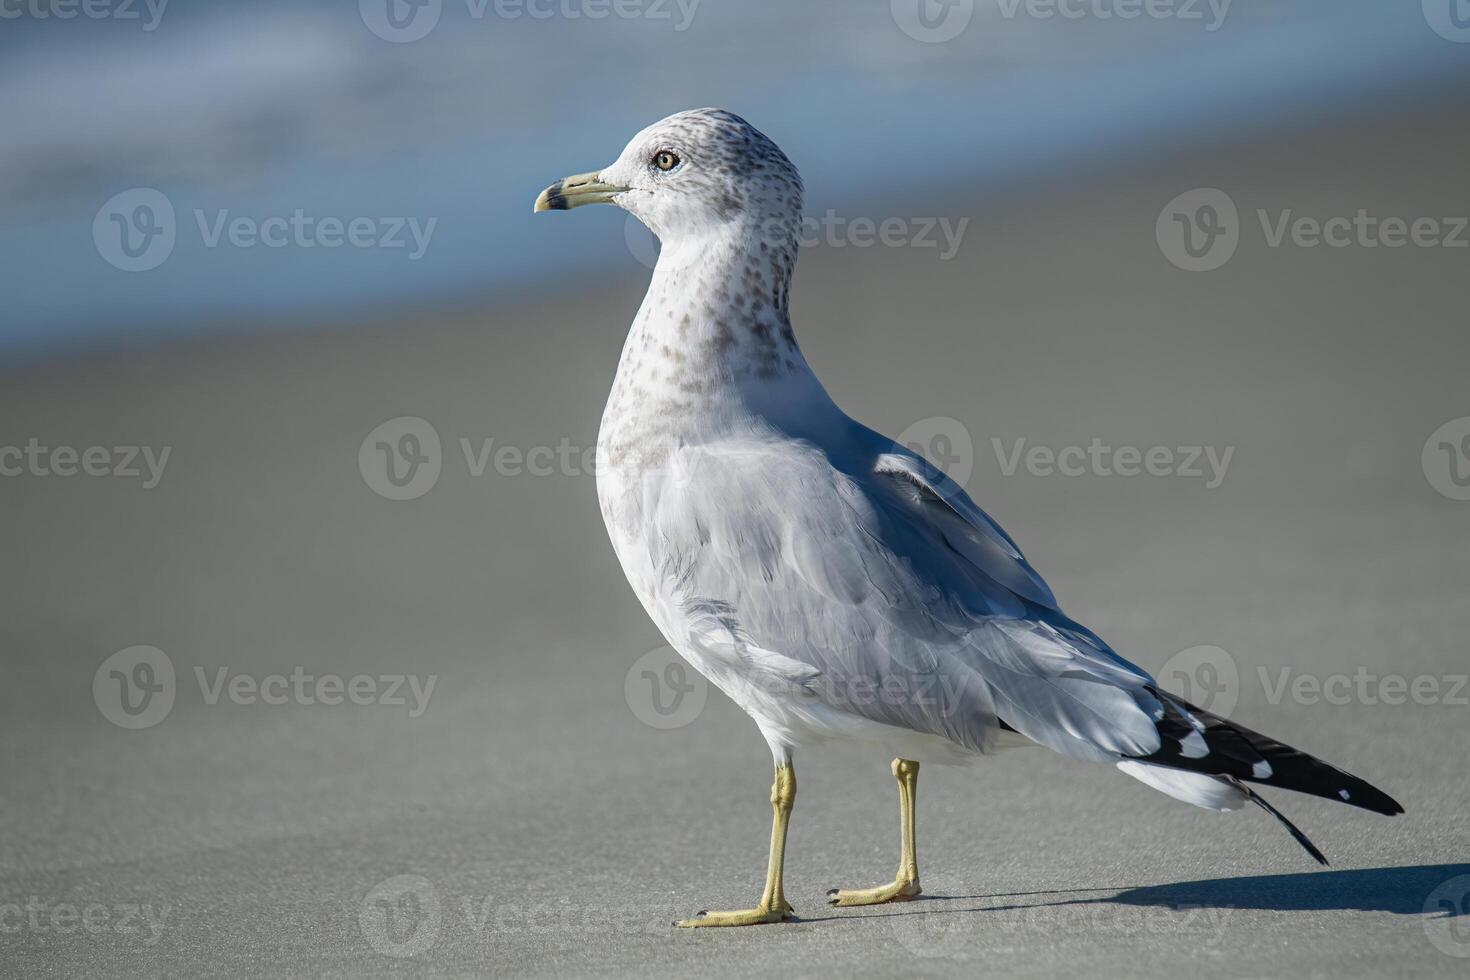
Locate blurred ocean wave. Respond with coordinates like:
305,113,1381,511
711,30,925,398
1,0,1464,359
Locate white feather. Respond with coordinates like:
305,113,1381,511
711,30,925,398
1116,761,1247,811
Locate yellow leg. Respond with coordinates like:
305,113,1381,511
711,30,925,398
828,758,923,907
676,763,796,927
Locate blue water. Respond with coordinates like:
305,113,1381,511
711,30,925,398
1,0,1465,361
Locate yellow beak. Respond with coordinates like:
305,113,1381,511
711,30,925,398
533,171,630,212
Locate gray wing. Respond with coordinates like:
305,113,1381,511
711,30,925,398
633,431,1168,762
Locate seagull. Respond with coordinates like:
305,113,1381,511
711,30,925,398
533,108,1403,928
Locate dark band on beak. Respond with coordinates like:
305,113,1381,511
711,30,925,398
539,180,572,210
533,171,630,213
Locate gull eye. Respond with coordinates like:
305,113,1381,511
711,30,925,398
653,150,680,172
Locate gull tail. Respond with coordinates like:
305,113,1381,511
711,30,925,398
1115,687,1402,864
1231,778,1329,866
1139,687,1404,816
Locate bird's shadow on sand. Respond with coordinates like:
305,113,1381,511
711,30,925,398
804,863,1470,923
1097,863,1470,915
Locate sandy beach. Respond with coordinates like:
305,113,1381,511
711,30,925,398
2,102,1468,978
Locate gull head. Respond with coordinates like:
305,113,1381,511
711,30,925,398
533,108,803,251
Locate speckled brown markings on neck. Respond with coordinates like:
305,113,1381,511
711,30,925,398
598,109,811,476
599,238,803,474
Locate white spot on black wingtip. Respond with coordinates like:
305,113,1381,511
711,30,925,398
1339,788,1351,801
1179,730,1209,758
1253,760,1273,779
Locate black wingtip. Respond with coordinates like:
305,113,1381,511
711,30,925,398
1143,688,1406,817
1322,779,1404,818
